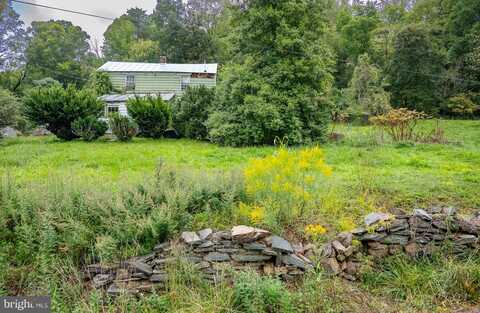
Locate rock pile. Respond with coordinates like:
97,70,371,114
321,208,480,280
85,225,314,296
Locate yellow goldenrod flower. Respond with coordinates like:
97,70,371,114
305,175,315,184
304,224,327,239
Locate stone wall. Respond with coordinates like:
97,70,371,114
320,208,480,280
86,226,314,296
86,208,480,296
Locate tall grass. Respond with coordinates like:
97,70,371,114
0,163,243,301
362,253,480,310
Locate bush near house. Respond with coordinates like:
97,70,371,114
109,113,138,142
127,96,172,138
23,85,104,140
173,85,215,140
72,116,108,141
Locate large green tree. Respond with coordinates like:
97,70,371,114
152,0,218,62
103,17,137,61
334,3,380,87
208,0,335,146
387,24,444,113
25,20,93,86
446,0,480,97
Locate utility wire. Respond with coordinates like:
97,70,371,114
11,0,115,21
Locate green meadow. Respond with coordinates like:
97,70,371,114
2,120,479,209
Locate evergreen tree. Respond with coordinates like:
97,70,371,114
387,24,444,113
209,0,335,146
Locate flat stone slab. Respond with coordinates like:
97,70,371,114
262,248,277,256
181,231,201,245
198,241,215,248
150,274,169,283
243,242,266,251
364,212,391,227
231,225,270,243
231,254,272,262
381,235,409,245
413,209,432,221
198,228,213,240
453,234,478,245
271,236,293,253
125,261,153,276
282,254,308,270
204,252,231,262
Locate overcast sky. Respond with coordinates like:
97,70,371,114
12,0,157,47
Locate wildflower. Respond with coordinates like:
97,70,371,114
299,159,310,169
249,206,265,224
305,175,315,184
322,166,333,177
304,224,327,239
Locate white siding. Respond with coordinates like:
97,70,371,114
105,103,128,117
107,72,216,95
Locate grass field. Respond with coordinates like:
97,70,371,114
2,120,479,209
1,119,479,313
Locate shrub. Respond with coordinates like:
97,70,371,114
23,85,104,140
0,88,20,130
72,116,108,141
443,95,479,117
109,113,138,142
32,77,61,88
127,96,172,138
243,146,332,230
173,85,215,140
370,108,428,142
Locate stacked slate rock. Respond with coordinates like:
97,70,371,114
321,208,480,280
320,232,362,281
85,225,314,297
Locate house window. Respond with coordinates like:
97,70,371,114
181,77,190,91
125,75,135,91
191,73,215,79
107,106,119,116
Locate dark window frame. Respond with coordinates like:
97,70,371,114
125,75,135,91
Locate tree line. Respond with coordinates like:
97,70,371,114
0,0,479,145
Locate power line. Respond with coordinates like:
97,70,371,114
11,0,115,21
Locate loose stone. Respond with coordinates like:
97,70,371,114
181,231,201,245
271,236,294,253
93,274,112,288
198,228,213,240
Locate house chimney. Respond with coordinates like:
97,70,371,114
159,56,167,64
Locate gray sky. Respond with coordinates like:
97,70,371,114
12,0,157,47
